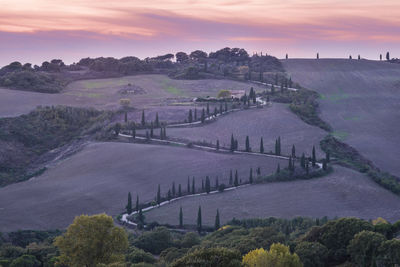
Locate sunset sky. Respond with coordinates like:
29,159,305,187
0,0,399,65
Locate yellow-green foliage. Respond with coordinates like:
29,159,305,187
54,214,128,267
217,89,232,98
242,243,303,267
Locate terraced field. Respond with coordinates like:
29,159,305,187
146,166,400,226
0,142,285,232
164,103,327,158
283,59,400,176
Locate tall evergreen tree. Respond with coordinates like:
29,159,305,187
278,137,281,155
312,146,316,167
141,110,145,126
132,123,136,139
301,153,306,169
137,208,145,229
326,151,330,163
271,84,275,94
220,103,223,114
322,159,327,171
197,206,202,233
292,145,296,158
201,108,206,123
178,184,182,197
145,130,150,141
229,170,233,185
260,137,264,153
159,127,163,140
216,140,220,150
163,127,167,139
192,177,195,194
150,122,154,138
136,194,139,212
126,192,132,214
124,111,128,123
234,139,238,150
277,164,280,174
306,160,310,175
188,109,193,123
156,185,161,205
317,52,319,59
288,156,293,172
380,54,382,61
245,136,250,152
167,189,172,201
214,107,218,117
179,207,183,228
187,176,190,193
234,170,239,187
256,167,261,175
206,103,210,115
215,176,219,188
386,52,390,61
201,179,204,192
172,182,176,197
215,209,220,230
155,112,159,127
230,134,235,152
194,109,197,121
249,168,253,184
205,176,211,194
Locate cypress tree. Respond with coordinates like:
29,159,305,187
220,103,223,114
271,84,275,94
322,159,327,171
312,146,316,167
380,54,382,61
230,134,235,152
229,170,233,185
197,206,202,233
172,182,176,197
137,208,145,229
214,107,218,117
288,156,292,171
216,140,220,150
159,127,163,140
163,127,167,139
124,111,128,123
201,179,204,192
245,136,250,152
192,177,195,194
179,207,183,228
317,52,319,59
234,139,238,150
187,176,190,193
358,55,361,60
275,73,278,85
201,108,205,123
215,209,220,230
292,145,296,158
301,153,306,169
155,112,159,127
194,108,197,121
188,109,193,123
141,110,145,126
249,168,253,184
156,185,161,205
126,192,132,214
178,184,182,197
206,103,210,115
146,130,149,141
132,123,136,139
386,52,390,61
150,122,154,138
167,189,172,201
306,160,310,175
260,137,264,153
326,151,330,163
234,170,239,187
277,164,280,174
286,53,288,59
215,176,219,188
136,194,139,212
256,167,261,175
278,137,281,155
205,176,211,194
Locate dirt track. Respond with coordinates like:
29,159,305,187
0,142,285,232
145,166,400,225
283,59,400,176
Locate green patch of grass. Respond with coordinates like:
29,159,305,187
331,131,349,140
165,85,182,95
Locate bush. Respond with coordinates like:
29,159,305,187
295,242,328,267
126,247,156,264
133,227,173,254
171,247,241,267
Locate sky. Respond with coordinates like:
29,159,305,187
0,0,399,65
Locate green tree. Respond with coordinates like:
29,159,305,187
312,146,316,167
137,208,145,229
114,123,121,136
124,111,127,123
215,209,221,230
126,192,132,214
386,52,390,61
249,168,253,184
133,227,172,254
245,136,251,152
135,194,139,212
214,107,218,117
178,184,182,197
192,177,195,194
179,207,183,228
201,108,206,123
157,184,161,205
260,137,264,153
322,159,327,171
277,164,281,174
301,153,306,168
215,176,219,188
10,255,40,267
131,123,136,139
377,239,400,266
206,103,210,115
54,214,128,267
292,145,296,158
167,189,172,201
230,134,236,152
205,176,211,194
216,139,220,150
234,170,239,187
187,176,190,193
141,110,145,126
242,244,302,267
229,170,233,185
171,247,241,267
347,230,386,267
150,122,154,137
194,109,197,121
326,151,330,163
188,109,193,123
155,112,159,127
225,101,228,112
197,206,202,233
295,242,328,267
172,181,176,197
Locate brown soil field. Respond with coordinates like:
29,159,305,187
283,59,400,176
145,166,400,226
162,103,327,158
0,142,285,232
0,74,265,118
